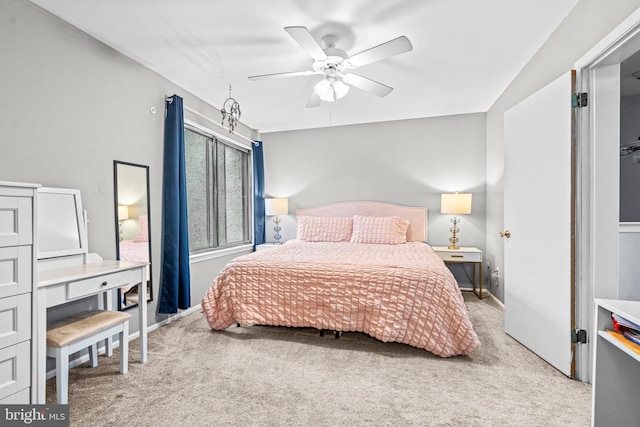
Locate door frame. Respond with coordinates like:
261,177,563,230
574,7,640,383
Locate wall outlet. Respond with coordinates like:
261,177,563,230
491,267,500,287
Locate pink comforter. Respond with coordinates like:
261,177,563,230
201,240,479,357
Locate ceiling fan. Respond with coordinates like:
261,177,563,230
248,26,413,107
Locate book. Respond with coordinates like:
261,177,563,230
605,330,640,356
612,313,640,331
623,329,640,346
611,313,640,338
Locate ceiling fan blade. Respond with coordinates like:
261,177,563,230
284,26,327,61
248,70,319,81
306,90,321,108
348,36,413,68
342,73,393,97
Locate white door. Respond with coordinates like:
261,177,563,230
503,71,574,377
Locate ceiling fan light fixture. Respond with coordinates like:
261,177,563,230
250,26,412,107
314,78,349,102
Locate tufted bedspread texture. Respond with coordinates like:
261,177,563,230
201,240,479,357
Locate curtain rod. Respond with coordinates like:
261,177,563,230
165,96,257,146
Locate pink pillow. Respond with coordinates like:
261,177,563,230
296,216,353,242
350,215,409,245
134,214,149,242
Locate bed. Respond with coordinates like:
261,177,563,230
118,239,150,305
118,215,151,307
201,201,479,357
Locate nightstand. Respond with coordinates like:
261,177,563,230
255,243,280,251
431,246,484,299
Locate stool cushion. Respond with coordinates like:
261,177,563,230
47,310,132,348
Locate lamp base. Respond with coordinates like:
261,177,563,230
272,215,283,245
448,216,461,250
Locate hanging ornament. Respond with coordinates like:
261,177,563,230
221,86,241,133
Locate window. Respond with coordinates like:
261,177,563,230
184,124,251,252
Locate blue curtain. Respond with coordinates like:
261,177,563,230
253,141,265,248
158,94,191,314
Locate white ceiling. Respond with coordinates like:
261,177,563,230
30,0,578,133
621,49,640,96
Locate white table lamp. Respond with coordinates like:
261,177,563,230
265,198,288,244
118,205,130,241
440,193,472,250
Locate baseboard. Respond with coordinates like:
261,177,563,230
46,303,203,380
461,287,504,309
487,292,504,308
129,303,202,339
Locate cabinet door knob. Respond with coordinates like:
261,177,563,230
101,281,108,287
500,230,511,238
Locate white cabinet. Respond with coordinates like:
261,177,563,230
0,341,31,400
592,299,640,426
0,182,38,403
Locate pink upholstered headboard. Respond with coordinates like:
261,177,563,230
296,201,428,242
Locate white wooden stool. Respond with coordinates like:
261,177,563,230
46,310,132,404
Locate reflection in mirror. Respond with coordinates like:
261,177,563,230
114,161,153,310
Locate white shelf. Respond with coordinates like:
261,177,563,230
592,298,640,426
595,298,640,325
597,330,640,363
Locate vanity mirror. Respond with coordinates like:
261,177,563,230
113,160,153,310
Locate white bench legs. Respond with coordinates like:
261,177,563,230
46,310,131,404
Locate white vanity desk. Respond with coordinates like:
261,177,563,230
35,259,147,403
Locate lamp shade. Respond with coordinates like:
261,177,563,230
118,205,130,221
265,198,289,216
440,193,472,215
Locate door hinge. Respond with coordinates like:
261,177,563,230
572,92,588,108
571,329,588,344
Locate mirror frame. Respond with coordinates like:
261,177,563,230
113,160,153,310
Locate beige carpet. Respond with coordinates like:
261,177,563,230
47,293,591,426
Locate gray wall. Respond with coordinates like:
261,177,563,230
262,113,487,288
620,230,640,300
0,0,254,333
485,0,640,302
620,95,640,221
620,96,640,300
